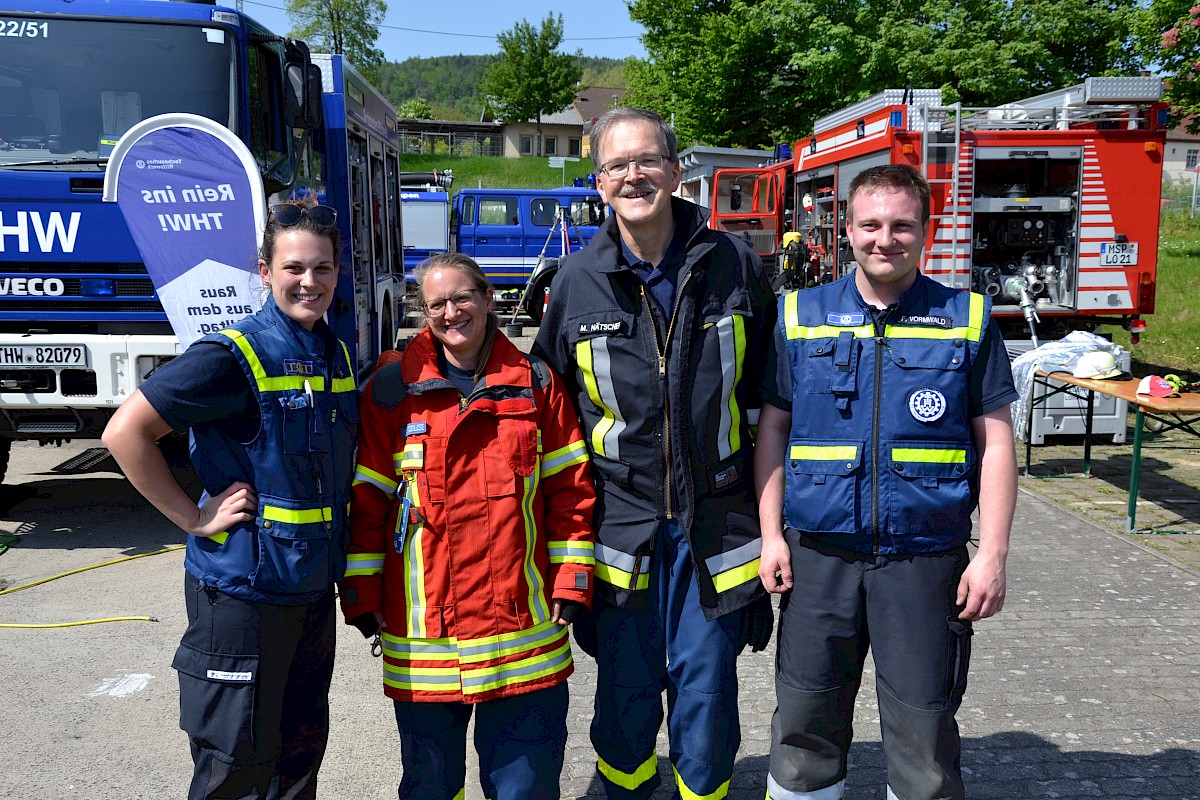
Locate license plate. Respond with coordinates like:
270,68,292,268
0,345,87,368
1100,241,1138,266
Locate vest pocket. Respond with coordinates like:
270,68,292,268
172,643,258,759
886,441,973,535
783,439,863,533
484,418,539,497
251,494,334,595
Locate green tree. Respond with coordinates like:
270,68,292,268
479,14,583,156
286,0,388,83
625,0,1141,149
1134,0,1200,131
397,97,435,119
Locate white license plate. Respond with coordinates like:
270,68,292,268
0,345,88,368
1100,241,1138,266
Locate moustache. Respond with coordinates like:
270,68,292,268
618,183,656,198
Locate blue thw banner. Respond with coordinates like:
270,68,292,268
102,113,266,349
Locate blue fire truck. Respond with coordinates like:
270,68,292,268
0,0,405,481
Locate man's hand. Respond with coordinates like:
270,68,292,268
759,535,793,594
191,481,256,538
956,548,1006,621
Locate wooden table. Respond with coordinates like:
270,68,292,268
1025,372,1200,532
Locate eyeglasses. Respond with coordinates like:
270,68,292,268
422,288,482,317
598,154,671,179
269,204,338,229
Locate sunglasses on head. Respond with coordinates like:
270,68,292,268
269,204,337,229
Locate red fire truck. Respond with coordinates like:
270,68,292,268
709,77,1167,344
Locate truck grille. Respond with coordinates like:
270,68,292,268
0,262,164,315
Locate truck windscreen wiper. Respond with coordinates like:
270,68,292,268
0,157,109,168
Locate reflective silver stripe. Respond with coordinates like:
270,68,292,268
715,314,745,460
383,664,461,685
595,542,649,574
457,622,566,662
767,773,844,800
704,538,762,576
589,337,625,460
460,643,573,688
381,638,458,659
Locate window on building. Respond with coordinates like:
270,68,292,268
1187,149,1199,170
544,137,557,155
520,135,533,155
569,138,582,157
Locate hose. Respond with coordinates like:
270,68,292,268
0,543,184,628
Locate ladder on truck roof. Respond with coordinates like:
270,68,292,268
916,100,969,290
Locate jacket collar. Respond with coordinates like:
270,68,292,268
592,196,716,275
401,323,535,413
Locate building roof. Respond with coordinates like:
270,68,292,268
575,87,627,132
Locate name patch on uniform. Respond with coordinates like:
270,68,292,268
578,320,627,335
898,314,952,329
284,359,315,376
405,421,428,437
207,669,253,682
825,312,865,327
909,388,948,422
714,464,739,489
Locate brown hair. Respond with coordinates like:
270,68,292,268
845,164,931,225
412,253,498,326
260,198,343,268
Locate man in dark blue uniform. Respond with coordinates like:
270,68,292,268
755,164,1018,800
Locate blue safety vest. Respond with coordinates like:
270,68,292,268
184,298,358,603
780,274,989,555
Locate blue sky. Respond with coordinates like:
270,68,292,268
240,0,648,61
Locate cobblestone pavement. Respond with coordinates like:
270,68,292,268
463,328,1200,799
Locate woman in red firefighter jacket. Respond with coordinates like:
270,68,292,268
341,253,596,800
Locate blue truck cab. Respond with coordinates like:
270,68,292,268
451,187,606,322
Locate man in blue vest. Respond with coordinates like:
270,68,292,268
754,164,1018,800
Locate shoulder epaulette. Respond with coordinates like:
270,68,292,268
524,352,552,392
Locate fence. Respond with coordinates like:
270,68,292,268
398,130,503,158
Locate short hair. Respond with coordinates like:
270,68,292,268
590,107,678,168
412,253,498,325
260,198,342,268
845,164,931,225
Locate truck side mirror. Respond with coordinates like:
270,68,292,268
730,183,743,211
283,39,312,129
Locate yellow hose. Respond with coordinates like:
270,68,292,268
0,543,184,627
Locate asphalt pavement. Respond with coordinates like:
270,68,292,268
2,387,1199,798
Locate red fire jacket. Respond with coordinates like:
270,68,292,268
341,327,595,703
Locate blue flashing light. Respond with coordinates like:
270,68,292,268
586,173,597,189
1158,109,1168,126
889,111,903,128
79,279,116,297
774,142,792,160
573,177,585,187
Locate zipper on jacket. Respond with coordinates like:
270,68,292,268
641,286,672,520
869,309,892,556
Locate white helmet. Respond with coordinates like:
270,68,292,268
1072,350,1122,380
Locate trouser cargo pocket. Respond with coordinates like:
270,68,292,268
172,642,260,761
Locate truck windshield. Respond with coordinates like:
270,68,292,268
0,15,235,168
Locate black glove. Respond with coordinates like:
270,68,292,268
737,594,774,654
556,600,586,624
348,612,380,639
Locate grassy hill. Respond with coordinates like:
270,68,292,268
400,154,598,193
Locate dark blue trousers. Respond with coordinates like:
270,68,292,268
174,573,335,800
768,534,972,800
392,682,569,800
583,519,742,800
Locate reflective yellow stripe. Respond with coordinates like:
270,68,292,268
399,442,423,471
598,753,658,791
519,468,550,623
789,444,859,461
892,447,966,463
716,313,746,460
451,790,464,800
674,765,730,800
403,478,428,637
788,323,874,340
540,439,589,478
381,633,458,661
208,531,229,545
578,338,619,460
344,552,384,576
382,663,461,693
710,557,761,594
885,292,985,342
548,540,595,565
262,504,332,524
594,561,650,591
353,464,398,494
460,639,573,695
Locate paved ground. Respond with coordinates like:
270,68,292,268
3,343,1200,798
